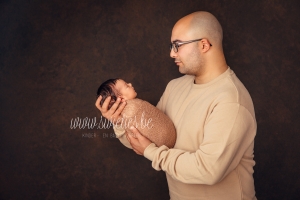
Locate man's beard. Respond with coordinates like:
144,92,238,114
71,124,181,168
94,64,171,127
179,50,204,76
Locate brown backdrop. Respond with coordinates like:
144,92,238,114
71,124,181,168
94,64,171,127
1,0,299,199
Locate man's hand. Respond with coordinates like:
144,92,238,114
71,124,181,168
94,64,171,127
126,126,152,155
95,95,126,123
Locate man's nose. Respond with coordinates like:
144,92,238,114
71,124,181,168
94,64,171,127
170,49,177,58
128,83,132,87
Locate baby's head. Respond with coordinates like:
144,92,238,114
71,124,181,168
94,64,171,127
96,78,137,109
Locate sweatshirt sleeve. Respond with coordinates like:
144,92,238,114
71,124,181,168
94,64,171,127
144,103,256,185
113,125,132,149
156,81,172,111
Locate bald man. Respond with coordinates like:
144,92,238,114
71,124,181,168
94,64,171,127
96,11,257,200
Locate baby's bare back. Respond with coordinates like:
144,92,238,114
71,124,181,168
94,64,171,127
121,98,176,148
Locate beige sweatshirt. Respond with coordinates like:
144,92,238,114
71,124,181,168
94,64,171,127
114,68,257,200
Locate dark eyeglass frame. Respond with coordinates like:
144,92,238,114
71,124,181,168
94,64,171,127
169,38,212,53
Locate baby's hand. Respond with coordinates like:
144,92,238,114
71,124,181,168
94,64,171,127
95,96,126,123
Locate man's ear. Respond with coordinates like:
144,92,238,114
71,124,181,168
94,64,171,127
199,38,212,53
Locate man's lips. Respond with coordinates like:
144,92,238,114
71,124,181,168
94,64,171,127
175,60,181,65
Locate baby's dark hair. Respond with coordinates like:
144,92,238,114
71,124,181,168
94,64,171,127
96,78,120,109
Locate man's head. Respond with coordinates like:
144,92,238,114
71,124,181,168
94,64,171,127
170,11,225,78
97,79,137,109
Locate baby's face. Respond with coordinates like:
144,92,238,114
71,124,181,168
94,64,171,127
114,79,137,100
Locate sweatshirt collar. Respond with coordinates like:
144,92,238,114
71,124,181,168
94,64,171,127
191,67,233,89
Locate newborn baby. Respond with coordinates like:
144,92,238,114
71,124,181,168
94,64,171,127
96,78,176,148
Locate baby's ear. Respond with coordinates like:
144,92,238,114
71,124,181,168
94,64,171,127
118,96,125,101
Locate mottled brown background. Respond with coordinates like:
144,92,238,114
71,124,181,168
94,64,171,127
1,0,299,199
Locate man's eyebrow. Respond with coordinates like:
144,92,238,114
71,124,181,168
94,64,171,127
171,39,182,43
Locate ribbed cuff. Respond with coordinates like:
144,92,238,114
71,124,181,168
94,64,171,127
113,125,125,138
144,143,158,161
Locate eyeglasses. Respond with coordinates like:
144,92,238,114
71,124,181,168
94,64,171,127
169,38,212,53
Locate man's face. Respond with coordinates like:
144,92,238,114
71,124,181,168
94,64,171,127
170,24,204,76
114,79,137,100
